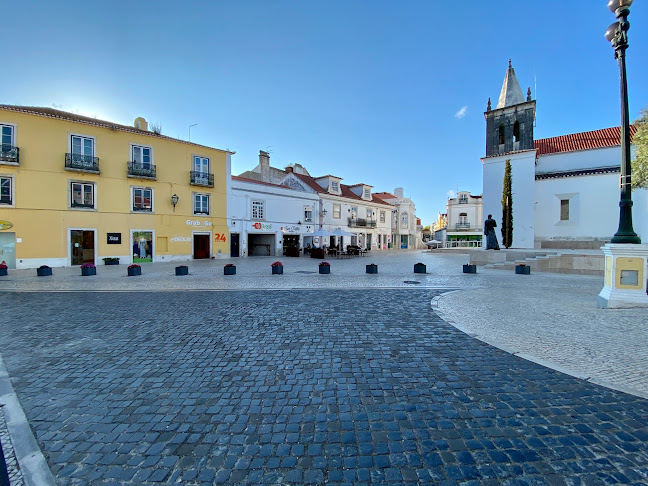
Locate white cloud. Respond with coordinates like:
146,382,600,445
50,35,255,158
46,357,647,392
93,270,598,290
454,106,468,119
447,189,456,199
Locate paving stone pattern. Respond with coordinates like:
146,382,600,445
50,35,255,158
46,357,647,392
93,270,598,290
0,290,647,485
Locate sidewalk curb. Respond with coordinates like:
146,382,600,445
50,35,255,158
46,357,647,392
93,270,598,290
0,354,56,486
432,290,648,401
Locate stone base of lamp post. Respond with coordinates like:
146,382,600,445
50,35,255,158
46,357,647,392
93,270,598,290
598,244,648,308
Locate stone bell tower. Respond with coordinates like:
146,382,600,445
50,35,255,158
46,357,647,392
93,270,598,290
485,60,536,157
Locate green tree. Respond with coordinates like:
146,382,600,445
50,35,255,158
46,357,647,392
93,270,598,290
631,107,648,190
501,159,513,248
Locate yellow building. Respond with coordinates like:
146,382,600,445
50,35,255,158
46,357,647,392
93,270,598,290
0,105,232,269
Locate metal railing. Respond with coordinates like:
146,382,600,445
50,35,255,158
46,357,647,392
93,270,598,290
65,153,99,173
128,161,157,179
455,223,471,229
348,217,377,228
445,240,482,248
0,145,19,163
190,171,214,187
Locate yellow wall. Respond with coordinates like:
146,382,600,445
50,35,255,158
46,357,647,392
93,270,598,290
0,108,230,265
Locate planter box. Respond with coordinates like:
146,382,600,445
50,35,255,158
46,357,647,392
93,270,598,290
366,264,378,274
175,266,189,276
515,265,531,275
224,266,236,275
0,268,7,276
104,260,120,266
81,267,96,276
271,266,284,275
463,264,477,274
319,266,330,274
37,267,52,277
128,266,142,277
414,263,426,274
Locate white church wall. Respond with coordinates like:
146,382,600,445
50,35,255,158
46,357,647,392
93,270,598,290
536,147,620,173
482,151,536,248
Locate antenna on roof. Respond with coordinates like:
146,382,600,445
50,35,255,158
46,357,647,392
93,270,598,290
266,145,273,154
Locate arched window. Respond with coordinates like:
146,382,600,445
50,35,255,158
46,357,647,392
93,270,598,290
513,120,520,143
498,125,505,145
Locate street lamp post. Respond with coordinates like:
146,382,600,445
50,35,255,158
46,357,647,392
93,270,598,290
605,0,640,244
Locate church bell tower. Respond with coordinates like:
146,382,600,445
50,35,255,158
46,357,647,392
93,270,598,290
485,60,536,157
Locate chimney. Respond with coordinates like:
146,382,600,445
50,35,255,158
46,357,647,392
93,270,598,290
259,150,270,181
285,165,294,173
134,117,148,131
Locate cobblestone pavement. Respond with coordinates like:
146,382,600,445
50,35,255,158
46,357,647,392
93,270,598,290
0,405,24,485
1,290,647,485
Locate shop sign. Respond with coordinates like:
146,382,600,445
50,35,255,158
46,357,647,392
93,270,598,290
252,222,273,230
282,225,301,233
0,220,12,230
186,219,213,227
107,233,121,244
170,236,192,242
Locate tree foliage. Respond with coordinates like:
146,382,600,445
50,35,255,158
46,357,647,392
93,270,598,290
631,107,648,190
501,159,513,248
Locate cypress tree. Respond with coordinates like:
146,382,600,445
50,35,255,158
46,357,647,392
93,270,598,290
501,159,513,248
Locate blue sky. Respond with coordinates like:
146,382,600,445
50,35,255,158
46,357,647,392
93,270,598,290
3,1,647,225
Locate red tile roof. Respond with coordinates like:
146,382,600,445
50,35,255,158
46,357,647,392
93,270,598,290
0,104,233,153
290,173,392,206
534,125,637,156
232,175,295,189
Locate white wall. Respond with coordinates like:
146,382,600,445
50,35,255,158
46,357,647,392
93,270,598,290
482,151,536,248
536,146,621,173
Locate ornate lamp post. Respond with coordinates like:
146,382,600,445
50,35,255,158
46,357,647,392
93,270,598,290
605,0,640,244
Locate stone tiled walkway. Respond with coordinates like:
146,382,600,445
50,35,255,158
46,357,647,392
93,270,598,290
1,289,647,485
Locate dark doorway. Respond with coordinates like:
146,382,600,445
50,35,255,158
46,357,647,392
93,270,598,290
71,230,95,266
230,233,240,257
193,234,210,259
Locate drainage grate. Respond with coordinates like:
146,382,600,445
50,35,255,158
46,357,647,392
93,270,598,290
403,280,421,285
295,271,316,274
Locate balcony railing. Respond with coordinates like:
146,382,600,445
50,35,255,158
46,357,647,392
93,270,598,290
0,145,19,164
65,153,99,173
128,161,157,179
348,217,377,228
455,223,471,229
190,171,214,187
458,198,468,204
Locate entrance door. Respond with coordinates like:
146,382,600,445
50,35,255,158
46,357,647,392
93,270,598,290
193,234,210,259
0,232,16,269
366,234,372,249
230,233,240,257
71,230,95,265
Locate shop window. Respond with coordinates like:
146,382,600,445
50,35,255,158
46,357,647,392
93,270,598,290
132,187,153,212
333,204,341,219
194,193,210,215
70,181,95,209
0,176,12,205
304,206,313,223
252,200,265,220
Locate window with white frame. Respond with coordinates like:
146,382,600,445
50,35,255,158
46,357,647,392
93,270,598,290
194,155,210,173
364,188,370,198
132,187,153,212
380,211,386,223
351,206,357,218
71,135,94,157
252,200,265,220
1,124,15,150
70,181,95,209
304,206,313,223
0,176,12,205
194,193,210,215
333,204,341,219
459,194,468,204
331,181,339,192
560,199,569,221
401,212,408,228
132,145,152,166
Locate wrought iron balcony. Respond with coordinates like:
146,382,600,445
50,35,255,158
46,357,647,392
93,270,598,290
0,145,19,164
455,223,471,230
190,171,214,187
128,161,157,179
348,217,377,228
65,153,99,173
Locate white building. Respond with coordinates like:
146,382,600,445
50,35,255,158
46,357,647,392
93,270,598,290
228,176,319,257
445,191,483,247
482,62,647,249
373,189,420,249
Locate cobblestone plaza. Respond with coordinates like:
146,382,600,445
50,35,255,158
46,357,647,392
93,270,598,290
1,252,647,485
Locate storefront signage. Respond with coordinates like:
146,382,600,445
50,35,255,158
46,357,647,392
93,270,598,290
186,219,213,227
252,222,273,230
0,220,12,230
170,236,192,242
214,233,227,242
107,233,121,244
282,225,301,233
